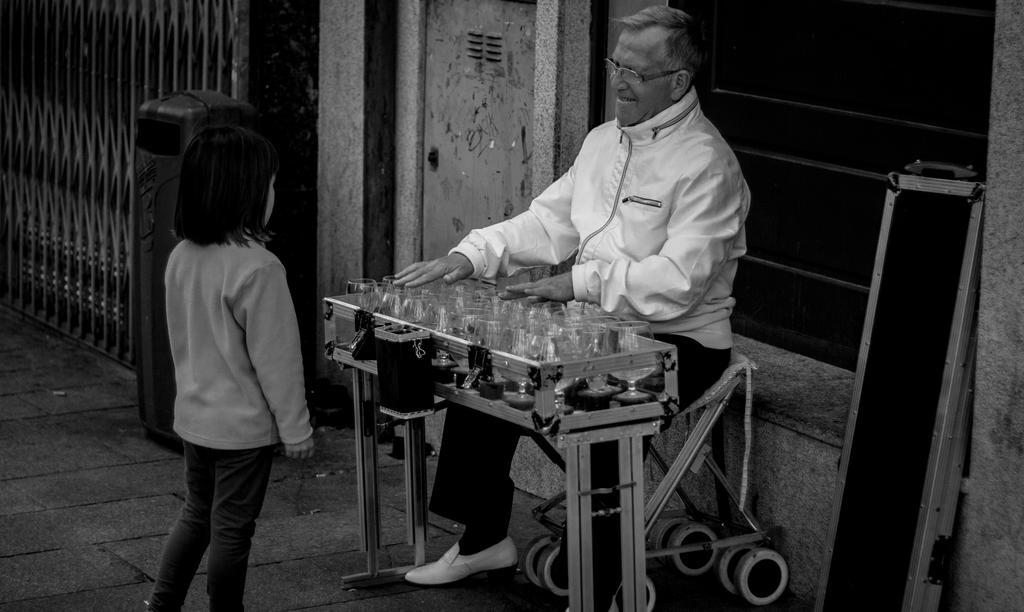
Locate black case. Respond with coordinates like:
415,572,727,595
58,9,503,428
816,170,984,612
374,325,434,414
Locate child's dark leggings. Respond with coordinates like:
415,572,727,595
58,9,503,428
148,442,275,612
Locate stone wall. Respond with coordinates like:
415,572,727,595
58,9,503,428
317,0,367,380
950,0,1024,608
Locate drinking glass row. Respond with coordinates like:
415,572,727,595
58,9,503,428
344,276,662,407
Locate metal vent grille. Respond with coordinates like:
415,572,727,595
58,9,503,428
467,30,503,62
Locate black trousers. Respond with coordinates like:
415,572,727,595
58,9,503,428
149,443,275,612
428,335,731,608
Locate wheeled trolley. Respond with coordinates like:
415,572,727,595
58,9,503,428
520,352,790,607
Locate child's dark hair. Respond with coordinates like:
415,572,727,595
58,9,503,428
174,124,279,245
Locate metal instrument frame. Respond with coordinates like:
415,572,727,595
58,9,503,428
323,294,681,612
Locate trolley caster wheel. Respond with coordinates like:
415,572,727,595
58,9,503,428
537,539,569,597
610,577,657,612
645,576,657,612
648,517,687,551
715,543,755,595
733,547,789,606
521,534,554,588
665,521,718,576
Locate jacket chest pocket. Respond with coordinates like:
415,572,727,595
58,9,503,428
621,195,662,209
615,195,670,257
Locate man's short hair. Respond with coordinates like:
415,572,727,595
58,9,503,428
615,6,708,76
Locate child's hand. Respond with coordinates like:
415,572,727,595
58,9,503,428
283,436,315,460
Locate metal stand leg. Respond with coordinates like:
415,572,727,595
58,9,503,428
404,417,428,567
340,367,430,586
566,443,594,612
618,436,647,612
344,370,381,583
565,427,652,612
355,370,381,566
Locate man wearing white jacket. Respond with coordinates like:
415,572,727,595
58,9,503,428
395,6,749,609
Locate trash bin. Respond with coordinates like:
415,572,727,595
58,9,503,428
133,90,257,443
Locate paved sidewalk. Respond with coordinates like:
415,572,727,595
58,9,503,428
0,306,811,611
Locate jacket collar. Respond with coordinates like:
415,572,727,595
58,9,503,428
617,88,700,144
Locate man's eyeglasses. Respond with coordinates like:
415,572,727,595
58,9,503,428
604,58,685,85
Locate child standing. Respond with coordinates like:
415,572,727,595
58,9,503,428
147,125,314,612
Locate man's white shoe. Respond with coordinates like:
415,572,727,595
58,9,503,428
404,536,518,585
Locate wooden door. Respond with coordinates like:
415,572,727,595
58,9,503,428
674,0,993,368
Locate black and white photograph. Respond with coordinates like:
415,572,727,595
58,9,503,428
1,1,1020,610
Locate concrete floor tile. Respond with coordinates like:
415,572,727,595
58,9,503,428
0,482,43,516
0,546,144,603
299,572,562,612
103,535,166,584
0,496,181,556
0,328,39,355
0,395,45,421
247,504,455,567
0,408,159,479
0,582,153,612
194,555,402,612
4,459,182,510
18,381,137,415
237,556,372,610
248,510,364,566
0,433,134,480
0,358,121,395
78,412,182,464
259,469,356,519
0,373,44,397
4,406,180,467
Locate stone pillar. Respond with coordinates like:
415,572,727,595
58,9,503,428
950,0,1024,608
394,2,427,272
318,1,366,363
503,0,595,498
532,0,593,191
317,1,396,378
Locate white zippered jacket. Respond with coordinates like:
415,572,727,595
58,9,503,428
450,89,749,350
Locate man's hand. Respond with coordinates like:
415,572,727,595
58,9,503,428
283,436,315,460
393,253,473,287
503,272,575,303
